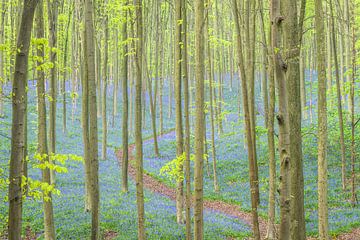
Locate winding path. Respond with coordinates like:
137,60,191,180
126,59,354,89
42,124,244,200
115,131,359,240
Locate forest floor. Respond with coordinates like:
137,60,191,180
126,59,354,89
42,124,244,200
116,130,360,240
115,133,266,239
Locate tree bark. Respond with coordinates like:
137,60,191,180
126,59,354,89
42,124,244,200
281,0,306,238
182,0,191,238
84,0,99,238
47,0,59,184
101,11,109,160
194,0,205,238
8,0,38,239
36,2,56,238
135,0,145,238
315,0,329,238
174,0,184,225
233,1,260,238
330,0,347,191
121,0,129,193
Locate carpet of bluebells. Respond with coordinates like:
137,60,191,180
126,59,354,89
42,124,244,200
0,80,251,239
143,72,360,237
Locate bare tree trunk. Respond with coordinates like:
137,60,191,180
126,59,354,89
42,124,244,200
300,50,307,119
259,0,276,237
205,2,219,193
182,0,191,238
350,5,357,206
330,0,347,191
135,0,145,238
121,0,129,193
36,2,56,238
84,0,99,238
315,0,329,237
0,0,6,118
194,0,205,238
8,1,38,239
233,1,260,238
80,0,91,212
47,0,59,185
61,3,71,133
271,0,291,238
174,0,184,225
282,0,306,238
101,11,109,160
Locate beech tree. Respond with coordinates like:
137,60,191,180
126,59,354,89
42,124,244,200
194,0,205,238
134,0,145,238
36,1,56,239
84,0,100,238
8,0,38,239
315,0,328,238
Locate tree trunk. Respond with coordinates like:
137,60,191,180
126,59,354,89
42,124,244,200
8,0,38,239
271,0,291,238
315,0,329,238
259,0,276,237
84,0,99,238
194,0,205,238
182,0,191,238
135,0,145,238
282,0,306,238
81,0,91,212
47,0,58,185
205,3,219,193
121,0,129,193
0,0,6,118
233,1,260,238
101,12,109,160
36,2,56,238
61,3,71,133
330,0,347,191
350,5,357,206
174,0,184,225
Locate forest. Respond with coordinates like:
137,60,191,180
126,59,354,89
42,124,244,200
0,0,359,239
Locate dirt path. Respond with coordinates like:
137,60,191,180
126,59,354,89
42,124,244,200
115,142,268,239
115,133,360,240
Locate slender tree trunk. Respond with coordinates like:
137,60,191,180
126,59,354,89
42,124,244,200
61,3,71,133
0,0,6,117
343,0,351,114
174,0,184,225
182,0,191,238
112,30,119,127
326,3,332,108
8,1,38,239
350,5,357,206
271,0,291,238
259,0,276,237
121,0,129,193
315,0,329,238
47,0,58,185
84,0,99,238
135,0,145,238
330,0,346,191
194,0,205,238
233,1,260,238
146,57,160,156
36,2,56,238
102,13,109,160
205,3,219,193
300,50,307,119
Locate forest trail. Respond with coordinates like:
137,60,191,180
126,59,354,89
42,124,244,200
115,131,268,239
115,132,360,240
